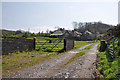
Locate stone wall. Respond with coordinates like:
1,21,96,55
64,39,74,51
2,37,35,55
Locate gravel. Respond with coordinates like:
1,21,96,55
51,44,98,78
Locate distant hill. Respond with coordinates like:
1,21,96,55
1,29,15,38
1,29,26,37
73,22,114,34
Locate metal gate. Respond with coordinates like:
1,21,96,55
106,36,115,61
36,38,64,52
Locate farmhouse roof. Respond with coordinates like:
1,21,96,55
84,30,92,35
74,31,82,35
50,30,82,38
50,30,66,36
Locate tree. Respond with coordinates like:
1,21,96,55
37,32,41,36
49,30,54,34
72,21,78,29
22,32,29,38
58,28,65,31
14,30,22,35
31,33,36,36
78,22,83,28
46,29,49,33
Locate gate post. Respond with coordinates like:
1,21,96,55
64,39,74,51
33,37,36,49
100,40,107,52
64,39,66,51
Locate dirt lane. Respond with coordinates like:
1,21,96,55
51,43,98,78
5,44,91,78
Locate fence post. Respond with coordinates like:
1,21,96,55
100,40,107,52
33,37,36,49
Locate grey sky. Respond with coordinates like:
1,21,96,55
2,1,119,33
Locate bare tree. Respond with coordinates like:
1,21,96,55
72,21,78,29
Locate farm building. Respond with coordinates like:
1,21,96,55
50,30,66,38
81,30,96,41
50,30,82,39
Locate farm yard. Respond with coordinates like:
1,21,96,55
2,36,98,77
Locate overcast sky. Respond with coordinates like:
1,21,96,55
2,0,119,33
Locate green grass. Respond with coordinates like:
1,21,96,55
84,44,94,50
97,38,120,78
59,52,85,67
2,51,58,76
74,40,97,49
64,52,85,65
97,51,119,78
34,37,64,52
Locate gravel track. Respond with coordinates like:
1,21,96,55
51,43,98,78
4,44,92,78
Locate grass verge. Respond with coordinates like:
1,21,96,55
84,44,93,50
97,51,119,78
97,38,120,78
63,52,85,66
2,51,58,77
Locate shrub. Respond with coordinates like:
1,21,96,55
22,32,30,38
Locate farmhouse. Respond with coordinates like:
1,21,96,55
50,30,82,39
81,30,95,40
50,30,66,38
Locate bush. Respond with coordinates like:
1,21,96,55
31,33,36,37
22,32,30,38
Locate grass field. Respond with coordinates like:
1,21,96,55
74,41,97,49
2,36,98,76
28,36,64,52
